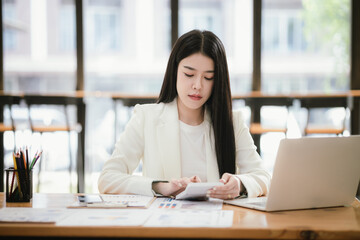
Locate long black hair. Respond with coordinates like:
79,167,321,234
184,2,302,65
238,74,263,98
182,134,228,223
158,30,235,176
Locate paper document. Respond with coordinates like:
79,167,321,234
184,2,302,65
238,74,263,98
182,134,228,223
69,194,155,208
144,210,233,227
100,194,155,208
0,208,72,223
56,209,152,226
149,197,223,210
175,182,224,200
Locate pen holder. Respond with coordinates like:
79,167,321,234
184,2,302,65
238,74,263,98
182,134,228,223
5,167,33,202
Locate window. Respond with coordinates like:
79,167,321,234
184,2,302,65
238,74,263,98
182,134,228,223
179,0,223,37
3,0,77,193
154,0,171,58
3,0,77,92
83,0,171,191
59,0,76,52
84,0,170,93
179,0,253,94
262,0,350,94
3,0,17,51
85,0,123,53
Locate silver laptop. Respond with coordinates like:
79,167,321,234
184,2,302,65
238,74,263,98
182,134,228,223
225,136,360,211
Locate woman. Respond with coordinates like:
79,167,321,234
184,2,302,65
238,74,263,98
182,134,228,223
98,30,271,199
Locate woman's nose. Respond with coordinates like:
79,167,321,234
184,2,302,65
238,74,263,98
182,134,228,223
193,76,202,90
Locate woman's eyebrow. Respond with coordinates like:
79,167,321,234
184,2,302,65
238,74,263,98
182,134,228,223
183,65,214,73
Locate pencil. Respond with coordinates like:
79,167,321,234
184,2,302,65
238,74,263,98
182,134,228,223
12,152,23,198
29,151,38,170
9,158,16,198
30,150,42,170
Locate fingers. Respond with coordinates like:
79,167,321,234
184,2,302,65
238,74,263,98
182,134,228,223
173,176,201,186
169,176,201,197
153,182,183,197
219,173,232,184
172,178,190,187
170,179,184,188
189,175,202,183
169,175,240,199
207,173,241,200
209,191,238,200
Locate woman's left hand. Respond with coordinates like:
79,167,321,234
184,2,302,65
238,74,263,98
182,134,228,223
207,173,241,200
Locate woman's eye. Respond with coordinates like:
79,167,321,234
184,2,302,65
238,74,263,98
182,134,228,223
184,73,194,77
205,76,214,80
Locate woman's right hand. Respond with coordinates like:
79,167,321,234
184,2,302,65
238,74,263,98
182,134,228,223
152,176,201,197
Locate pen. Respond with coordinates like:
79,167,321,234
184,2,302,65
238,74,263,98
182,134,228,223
26,147,29,175
21,149,26,171
21,149,28,183
17,151,27,197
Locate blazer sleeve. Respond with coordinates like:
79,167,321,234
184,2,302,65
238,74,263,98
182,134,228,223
98,104,155,196
233,110,272,197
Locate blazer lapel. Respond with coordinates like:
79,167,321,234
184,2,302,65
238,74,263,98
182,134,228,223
155,101,219,182
156,100,182,180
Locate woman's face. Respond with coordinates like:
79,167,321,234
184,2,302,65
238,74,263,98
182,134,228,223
176,53,215,113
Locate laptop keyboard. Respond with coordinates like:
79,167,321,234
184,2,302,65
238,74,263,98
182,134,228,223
247,201,267,207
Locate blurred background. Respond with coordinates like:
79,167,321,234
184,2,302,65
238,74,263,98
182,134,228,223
1,0,354,193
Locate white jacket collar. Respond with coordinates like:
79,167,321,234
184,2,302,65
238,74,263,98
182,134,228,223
156,98,219,181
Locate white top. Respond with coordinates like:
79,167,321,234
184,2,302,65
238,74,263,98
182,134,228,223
179,120,207,182
98,99,271,197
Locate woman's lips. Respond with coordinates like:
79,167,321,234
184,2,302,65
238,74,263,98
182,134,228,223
189,94,202,100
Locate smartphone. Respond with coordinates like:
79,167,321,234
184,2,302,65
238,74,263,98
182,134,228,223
78,194,103,203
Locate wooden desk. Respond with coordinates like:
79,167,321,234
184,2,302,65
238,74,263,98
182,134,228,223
0,192,359,239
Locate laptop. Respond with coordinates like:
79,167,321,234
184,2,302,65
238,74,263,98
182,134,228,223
225,136,360,211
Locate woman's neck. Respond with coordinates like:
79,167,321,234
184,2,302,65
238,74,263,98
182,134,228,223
177,100,204,126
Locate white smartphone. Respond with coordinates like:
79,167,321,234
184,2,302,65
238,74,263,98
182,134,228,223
78,194,103,203
175,182,224,200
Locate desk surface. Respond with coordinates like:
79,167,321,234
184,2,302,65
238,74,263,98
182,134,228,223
0,193,359,239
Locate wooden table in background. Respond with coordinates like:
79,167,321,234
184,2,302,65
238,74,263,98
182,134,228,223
0,193,359,239
110,91,360,153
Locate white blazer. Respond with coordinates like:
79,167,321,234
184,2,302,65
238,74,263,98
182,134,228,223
98,99,271,197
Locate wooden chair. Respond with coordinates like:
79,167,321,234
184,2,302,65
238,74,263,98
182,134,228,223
24,95,82,193
245,97,293,154
112,95,157,144
0,95,20,135
299,96,348,136
0,95,21,192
